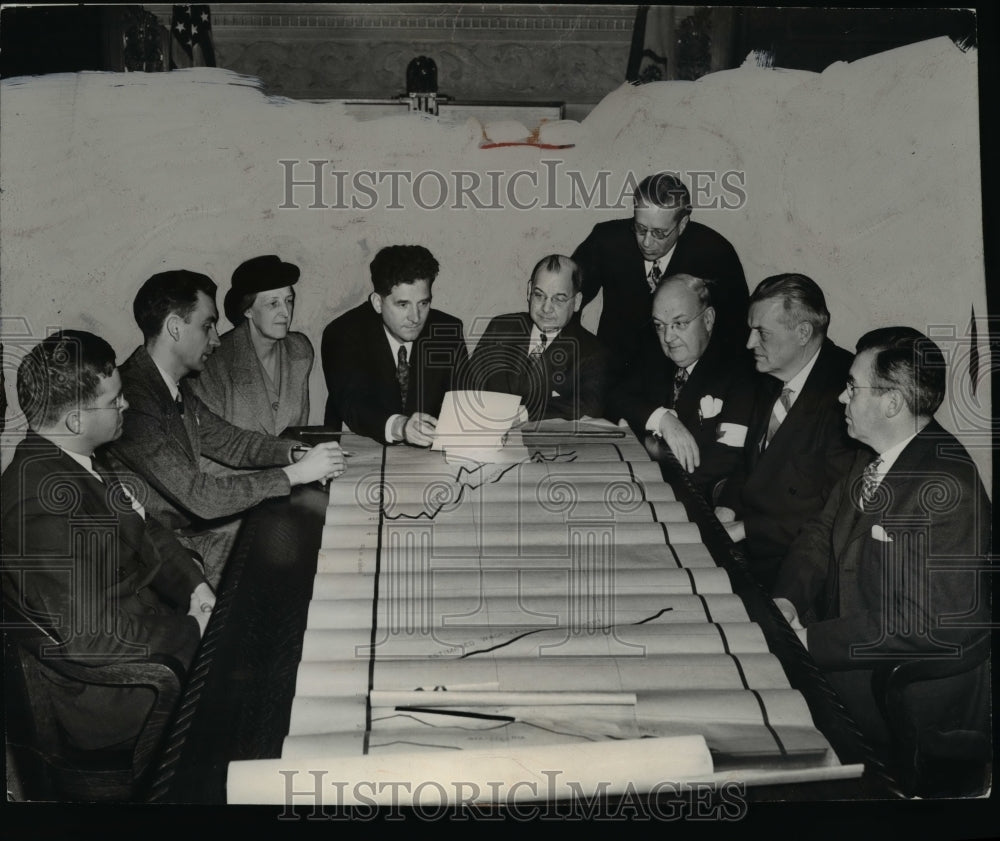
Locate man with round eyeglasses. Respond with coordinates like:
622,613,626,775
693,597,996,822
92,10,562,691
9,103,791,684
572,171,748,372
609,274,758,501
466,254,610,423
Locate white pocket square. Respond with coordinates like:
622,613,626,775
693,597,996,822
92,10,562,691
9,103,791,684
551,390,561,397
871,524,893,543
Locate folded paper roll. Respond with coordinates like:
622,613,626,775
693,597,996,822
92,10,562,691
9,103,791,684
227,734,714,805
315,540,719,573
299,622,769,662
304,592,751,630
324,521,703,548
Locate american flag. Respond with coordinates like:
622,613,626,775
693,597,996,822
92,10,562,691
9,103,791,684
170,5,216,69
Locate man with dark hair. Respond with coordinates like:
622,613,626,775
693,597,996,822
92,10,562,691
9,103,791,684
109,270,346,585
609,273,759,501
572,171,748,369
321,245,469,446
772,327,991,773
466,254,609,423
1,330,212,753
714,273,859,591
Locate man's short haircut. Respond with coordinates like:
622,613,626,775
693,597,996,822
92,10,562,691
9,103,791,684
133,270,217,342
855,326,946,417
17,330,116,429
370,245,440,297
657,273,714,311
633,172,692,216
750,273,831,336
528,254,581,293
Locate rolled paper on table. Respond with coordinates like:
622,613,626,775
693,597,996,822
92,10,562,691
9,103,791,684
323,521,703,549
299,621,769,662
315,540,718,574
325,499,691,526
292,652,790,698
227,734,714,805
304,592,751,631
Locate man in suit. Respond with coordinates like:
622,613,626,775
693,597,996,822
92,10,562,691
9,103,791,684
772,327,991,761
715,273,859,591
610,273,759,501
322,245,469,446
466,254,609,423
108,270,345,586
1,330,213,752
572,171,748,371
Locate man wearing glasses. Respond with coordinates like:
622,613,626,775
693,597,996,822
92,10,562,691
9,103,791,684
609,274,758,501
1,330,214,754
771,328,990,789
572,171,748,371
715,273,859,592
466,254,609,422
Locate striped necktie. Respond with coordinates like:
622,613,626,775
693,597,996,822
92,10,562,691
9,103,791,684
672,366,688,407
529,332,548,363
763,387,793,449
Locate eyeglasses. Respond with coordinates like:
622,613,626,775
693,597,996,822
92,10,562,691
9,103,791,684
653,307,707,335
529,289,573,307
844,381,886,399
632,219,683,241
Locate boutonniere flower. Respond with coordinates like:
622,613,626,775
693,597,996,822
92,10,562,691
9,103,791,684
698,395,723,421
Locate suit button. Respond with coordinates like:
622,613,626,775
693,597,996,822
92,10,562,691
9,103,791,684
271,402,279,411
788,487,798,495
116,566,128,580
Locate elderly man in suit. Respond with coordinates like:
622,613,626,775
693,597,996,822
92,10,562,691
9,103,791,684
1,330,213,753
610,273,759,501
322,245,469,447
572,171,748,371
715,273,860,592
466,254,609,423
772,327,991,776
108,270,345,586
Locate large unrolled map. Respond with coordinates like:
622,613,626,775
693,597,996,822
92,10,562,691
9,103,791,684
226,427,863,805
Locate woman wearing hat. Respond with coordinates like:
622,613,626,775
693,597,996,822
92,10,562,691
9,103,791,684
191,254,313,435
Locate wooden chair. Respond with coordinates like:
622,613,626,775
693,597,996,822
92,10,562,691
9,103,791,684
872,632,992,798
3,597,184,802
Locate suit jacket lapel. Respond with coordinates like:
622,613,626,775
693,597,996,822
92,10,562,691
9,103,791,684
137,346,197,461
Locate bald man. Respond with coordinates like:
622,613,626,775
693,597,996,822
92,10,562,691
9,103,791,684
609,273,759,500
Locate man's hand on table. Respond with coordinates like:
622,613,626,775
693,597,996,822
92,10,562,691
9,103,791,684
656,412,700,473
398,412,437,447
284,442,346,486
773,597,808,650
714,506,746,543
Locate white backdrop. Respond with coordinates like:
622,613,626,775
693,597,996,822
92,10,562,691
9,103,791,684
0,37,989,490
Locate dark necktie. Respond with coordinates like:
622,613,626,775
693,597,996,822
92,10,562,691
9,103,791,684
396,345,409,409
175,391,185,416
672,366,688,407
860,457,883,508
763,387,793,449
529,332,548,363
647,262,662,293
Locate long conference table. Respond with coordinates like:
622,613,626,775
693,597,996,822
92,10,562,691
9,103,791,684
145,422,896,806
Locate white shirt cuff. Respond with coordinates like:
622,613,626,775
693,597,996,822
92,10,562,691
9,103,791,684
385,414,406,443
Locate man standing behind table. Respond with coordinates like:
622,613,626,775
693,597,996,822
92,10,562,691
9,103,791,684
108,270,345,587
572,171,748,370
772,327,991,768
322,245,469,447
715,273,860,592
2,330,213,754
466,254,610,423
609,273,759,501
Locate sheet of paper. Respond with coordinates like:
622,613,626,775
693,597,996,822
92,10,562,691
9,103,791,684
431,390,523,455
